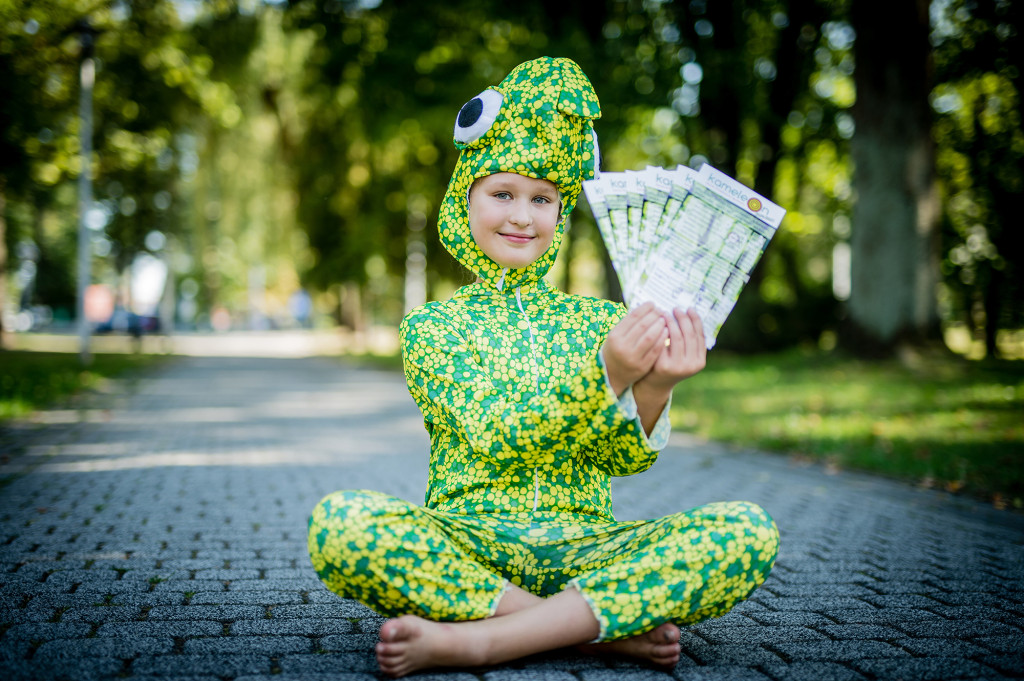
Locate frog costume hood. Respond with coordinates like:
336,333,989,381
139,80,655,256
438,57,602,291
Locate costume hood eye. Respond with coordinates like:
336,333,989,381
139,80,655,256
454,89,504,145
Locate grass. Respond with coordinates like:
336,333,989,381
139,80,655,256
670,348,1024,509
0,350,164,420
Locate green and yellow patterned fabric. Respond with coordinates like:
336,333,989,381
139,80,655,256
439,55,601,291
403,56,652,517
307,56,779,643
309,490,778,640
402,278,651,517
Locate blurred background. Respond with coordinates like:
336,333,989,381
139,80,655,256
1,0,1021,504
1,0,1021,357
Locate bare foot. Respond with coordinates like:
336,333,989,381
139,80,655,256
376,615,488,678
579,622,682,667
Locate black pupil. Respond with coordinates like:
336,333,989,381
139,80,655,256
457,98,484,128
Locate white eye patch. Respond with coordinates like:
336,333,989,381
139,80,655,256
454,89,504,145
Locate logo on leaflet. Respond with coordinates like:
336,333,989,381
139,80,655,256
747,198,763,212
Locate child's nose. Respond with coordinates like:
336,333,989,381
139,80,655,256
509,200,533,226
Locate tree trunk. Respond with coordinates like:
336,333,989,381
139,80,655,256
845,0,942,354
0,184,6,344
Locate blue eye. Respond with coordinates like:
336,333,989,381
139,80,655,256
454,89,504,145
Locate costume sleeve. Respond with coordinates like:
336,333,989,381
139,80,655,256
401,306,631,468
569,352,665,477
609,383,673,452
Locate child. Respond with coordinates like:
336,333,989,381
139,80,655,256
308,57,779,678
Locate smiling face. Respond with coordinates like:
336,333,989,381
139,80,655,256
468,172,561,271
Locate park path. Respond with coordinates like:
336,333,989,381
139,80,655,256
1,354,1022,681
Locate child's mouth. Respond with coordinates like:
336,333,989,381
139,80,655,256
500,233,534,244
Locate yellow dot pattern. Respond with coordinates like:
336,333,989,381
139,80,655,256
402,279,654,516
306,56,779,643
308,490,779,641
439,56,602,291
307,278,780,640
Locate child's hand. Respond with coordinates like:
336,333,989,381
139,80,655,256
635,307,707,397
601,302,669,396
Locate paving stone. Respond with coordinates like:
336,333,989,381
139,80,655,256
277,652,380,674
976,654,1024,676
770,640,909,662
894,637,994,658
122,677,224,681
815,624,906,640
152,579,226,594
693,625,827,645
971,635,1024,654
183,635,313,656
851,657,1001,680
890,619,1021,638
34,636,174,659
237,675,377,681
740,612,838,627
2,621,92,639
77,591,188,608
61,605,144,623
513,651,613,672
764,583,878,598
231,618,354,636
132,654,273,677
229,578,318,592
271,602,374,619
4,655,124,681
824,607,942,625
860,593,952,608
146,604,266,621
682,642,785,667
0,604,66,624
759,596,875,611
859,580,942,595
193,568,261,580
0,638,34,662
578,671,674,681
668,666,772,681
263,568,316,580
307,588,348,604
71,580,153,594
483,671,577,681
759,662,868,681
190,590,304,606
318,633,378,653
97,620,223,637
924,592,1012,608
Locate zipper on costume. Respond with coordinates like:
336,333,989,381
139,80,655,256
515,285,542,513
514,287,540,393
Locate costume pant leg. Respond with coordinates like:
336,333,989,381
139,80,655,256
569,501,779,641
307,489,507,621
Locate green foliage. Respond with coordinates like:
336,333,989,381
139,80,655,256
670,348,1024,507
931,0,1024,357
1,0,1020,354
1,0,255,316
0,351,162,420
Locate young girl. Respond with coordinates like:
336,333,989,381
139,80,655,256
308,57,779,678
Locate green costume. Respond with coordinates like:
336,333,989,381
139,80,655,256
308,57,778,642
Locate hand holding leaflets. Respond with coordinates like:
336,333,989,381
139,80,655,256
583,164,786,350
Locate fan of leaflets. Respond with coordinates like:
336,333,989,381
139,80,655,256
582,164,786,350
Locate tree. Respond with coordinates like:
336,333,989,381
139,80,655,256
845,0,941,353
932,0,1023,358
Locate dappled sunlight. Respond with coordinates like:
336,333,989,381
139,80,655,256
672,349,1024,505
34,434,426,473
